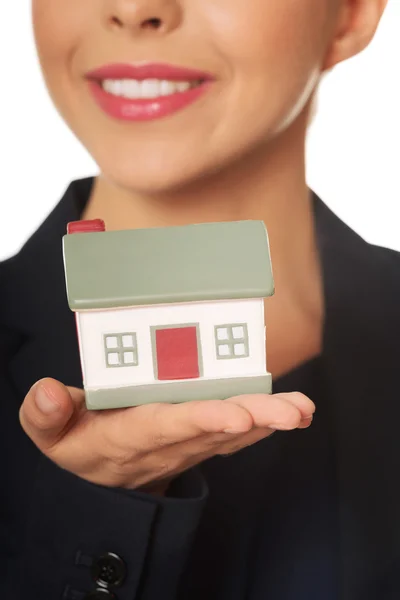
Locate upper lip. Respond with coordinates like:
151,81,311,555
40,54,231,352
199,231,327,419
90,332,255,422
85,62,214,82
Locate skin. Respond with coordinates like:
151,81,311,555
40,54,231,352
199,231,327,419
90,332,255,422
21,0,387,494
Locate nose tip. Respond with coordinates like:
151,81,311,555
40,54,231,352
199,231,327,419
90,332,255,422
109,0,182,35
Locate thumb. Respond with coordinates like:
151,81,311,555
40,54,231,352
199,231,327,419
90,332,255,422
19,378,81,452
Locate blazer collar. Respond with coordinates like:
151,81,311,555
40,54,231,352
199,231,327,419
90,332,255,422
4,177,400,598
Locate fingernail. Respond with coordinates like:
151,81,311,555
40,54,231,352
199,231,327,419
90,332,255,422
35,385,60,414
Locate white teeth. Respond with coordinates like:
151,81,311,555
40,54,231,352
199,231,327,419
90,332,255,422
140,80,161,99
160,80,177,96
176,81,192,92
125,80,141,97
101,78,199,99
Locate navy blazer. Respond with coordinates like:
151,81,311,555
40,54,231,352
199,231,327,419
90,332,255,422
1,177,400,600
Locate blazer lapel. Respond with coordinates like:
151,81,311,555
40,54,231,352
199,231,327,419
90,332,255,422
314,195,400,599
3,178,95,401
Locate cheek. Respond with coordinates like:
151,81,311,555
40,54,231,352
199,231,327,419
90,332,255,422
32,0,95,132
32,0,89,74
208,0,332,65
207,0,332,132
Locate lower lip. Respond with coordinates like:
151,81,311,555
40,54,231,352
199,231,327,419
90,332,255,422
87,80,212,122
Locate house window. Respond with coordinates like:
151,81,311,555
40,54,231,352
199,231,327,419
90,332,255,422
104,332,139,368
215,324,249,359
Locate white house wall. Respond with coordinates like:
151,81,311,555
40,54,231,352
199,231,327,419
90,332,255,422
77,298,267,390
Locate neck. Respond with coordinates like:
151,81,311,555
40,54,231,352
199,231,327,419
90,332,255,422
82,106,324,378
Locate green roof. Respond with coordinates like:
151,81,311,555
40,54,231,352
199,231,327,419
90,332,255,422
62,220,274,311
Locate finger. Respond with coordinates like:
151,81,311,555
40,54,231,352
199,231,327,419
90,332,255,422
184,411,313,459
226,392,315,429
19,378,83,452
203,413,313,459
297,414,314,429
101,398,255,454
274,392,316,417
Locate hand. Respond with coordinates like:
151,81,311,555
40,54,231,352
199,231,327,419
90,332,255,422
19,378,315,491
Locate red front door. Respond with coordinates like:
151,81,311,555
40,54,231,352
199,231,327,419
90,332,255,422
155,326,200,380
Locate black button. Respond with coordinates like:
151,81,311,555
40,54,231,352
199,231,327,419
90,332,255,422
84,589,116,600
91,552,126,588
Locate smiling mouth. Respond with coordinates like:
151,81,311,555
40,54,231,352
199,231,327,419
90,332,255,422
86,77,212,122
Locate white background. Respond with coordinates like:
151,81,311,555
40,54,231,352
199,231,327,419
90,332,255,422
1,1,399,261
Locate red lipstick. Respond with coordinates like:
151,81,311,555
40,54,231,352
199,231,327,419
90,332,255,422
85,62,214,122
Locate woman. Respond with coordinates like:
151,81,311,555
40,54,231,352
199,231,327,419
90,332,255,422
1,0,396,598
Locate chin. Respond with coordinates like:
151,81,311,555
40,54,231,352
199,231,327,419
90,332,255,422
93,144,223,196
98,161,205,196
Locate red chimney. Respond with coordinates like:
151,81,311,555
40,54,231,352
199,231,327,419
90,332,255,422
67,219,106,234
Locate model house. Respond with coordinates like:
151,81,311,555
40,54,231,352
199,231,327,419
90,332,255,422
62,218,274,410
